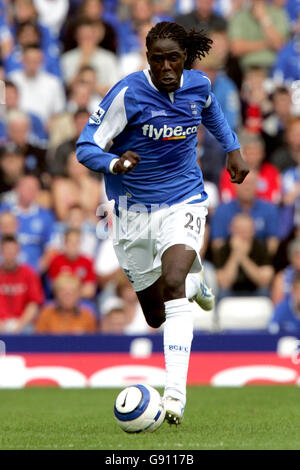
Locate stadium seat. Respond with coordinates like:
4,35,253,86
217,296,274,330
191,302,217,332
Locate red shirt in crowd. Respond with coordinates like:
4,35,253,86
0,264,44,320
48,254,96,283
219,162,282,204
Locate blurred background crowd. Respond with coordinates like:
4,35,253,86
0,0,300,335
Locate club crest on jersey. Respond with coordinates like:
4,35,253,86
142,124,197,141
190,102,197,116
89,106,105,124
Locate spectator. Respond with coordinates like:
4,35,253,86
71,66,102,108
8,0,61,40
213,0,244,19
47,228,97,299
116,275,152,334
8,44,66,124
262,86,292,157
61,18,119,96
193,52,241,131
201,23,243,94
0,80,47,146
175,0,227,34
47,203,99,260
0,235,44,333
95,237,122,291
4,109,47,177
0,174,56,271
211,170,280,256
117,0,156,56
63,0,118,54
268,272,300,334
272,11,300,84
119,21,154,77
51,151,102,221
228,0,289,71
240,66,273,134
100,297,128,333
0,144,25,196
196,124,227,188
219,130,282,204
272,238,300,305
33,0,69,37
35,273,97,333
0,211,18,237
279,132,300,238
284,0,300,32
270,116,300,172
66,80,97,114
2,20,61,78
49,108,89,177
273,14,300,85
214,212,274,299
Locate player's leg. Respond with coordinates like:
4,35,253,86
136,276,165,328
136,244,195,424
160,243,197,424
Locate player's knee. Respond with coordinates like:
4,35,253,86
146,316,164,329
145,310,165,328
162,272,185,300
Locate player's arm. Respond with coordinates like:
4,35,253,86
201,91,249,184
76,83,140,175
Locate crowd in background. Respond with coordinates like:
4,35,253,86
0,0,300,335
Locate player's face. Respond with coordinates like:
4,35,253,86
147,38,186,93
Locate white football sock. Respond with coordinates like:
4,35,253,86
185,272,201,299
163,297,194,407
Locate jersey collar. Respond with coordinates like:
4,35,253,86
143,69,184,91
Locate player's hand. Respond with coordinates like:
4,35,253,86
226,149,249,184
112,151,141,174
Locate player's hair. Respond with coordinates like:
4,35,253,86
146,21,213,69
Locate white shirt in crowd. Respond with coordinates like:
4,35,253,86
9,69,66,123
33,0,69,37
61,48,120,88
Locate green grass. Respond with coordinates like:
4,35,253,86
0,386,300,450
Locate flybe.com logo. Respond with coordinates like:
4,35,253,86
142,124,198,141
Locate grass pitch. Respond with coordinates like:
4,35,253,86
1,386,300,450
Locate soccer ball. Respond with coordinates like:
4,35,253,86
114,384,166,433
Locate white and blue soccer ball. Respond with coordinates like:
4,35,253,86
114,384,166,433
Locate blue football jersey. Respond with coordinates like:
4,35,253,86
0,203,56,271
76,69,240,211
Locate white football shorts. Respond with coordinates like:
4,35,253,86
112,197,208,292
